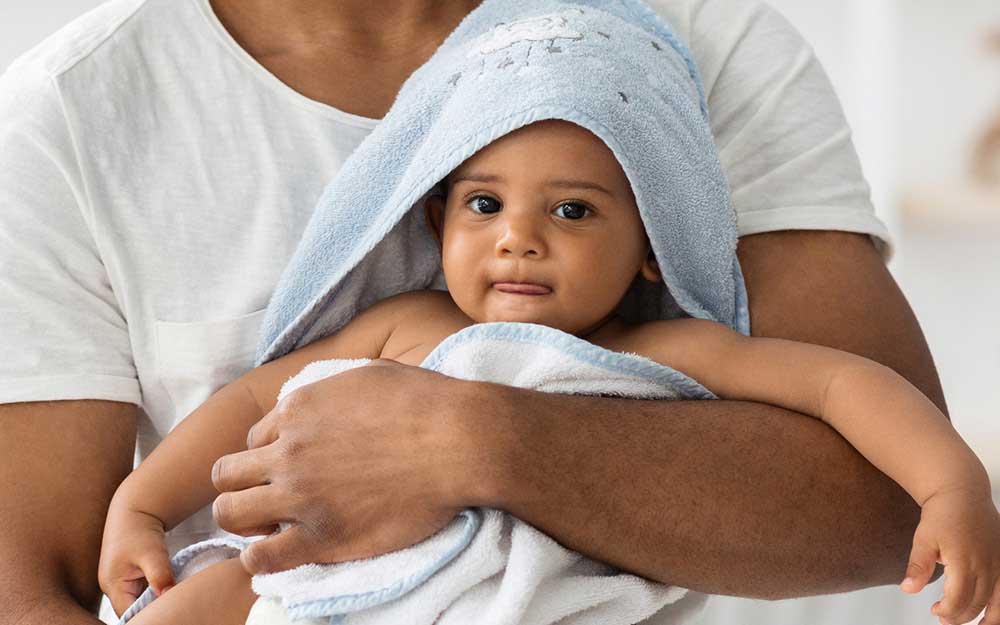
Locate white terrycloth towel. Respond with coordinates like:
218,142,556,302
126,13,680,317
117,323,716,625
246,321,716,625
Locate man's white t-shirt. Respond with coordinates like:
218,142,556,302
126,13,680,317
0,0,891,615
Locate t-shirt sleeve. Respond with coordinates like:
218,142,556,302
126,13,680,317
688,0,893,261
0,60,140,405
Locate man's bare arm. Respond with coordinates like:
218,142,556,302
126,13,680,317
461,230,946,599
1,399,136,624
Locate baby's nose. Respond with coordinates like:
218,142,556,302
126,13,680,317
495,219,547,258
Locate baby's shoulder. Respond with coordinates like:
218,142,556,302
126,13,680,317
376,290,472,362
611,316,731,345
374,289,464,318
599,317,739,369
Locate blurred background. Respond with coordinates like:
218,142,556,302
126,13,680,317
698,0,1000,622
2,1,998,624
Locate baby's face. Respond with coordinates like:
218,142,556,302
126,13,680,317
425,119,659,336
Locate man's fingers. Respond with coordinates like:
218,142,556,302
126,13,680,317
902,540,939,593
212,445,276,493
247,386,310,450
246,415,278,450
240,524,315,575
213,484,294,535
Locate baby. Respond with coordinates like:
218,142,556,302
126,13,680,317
99,119,1000,625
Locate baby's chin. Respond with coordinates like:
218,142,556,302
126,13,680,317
477,307,588,335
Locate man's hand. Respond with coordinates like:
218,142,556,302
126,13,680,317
210,359,474,575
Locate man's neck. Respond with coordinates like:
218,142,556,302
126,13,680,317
209,0,483,62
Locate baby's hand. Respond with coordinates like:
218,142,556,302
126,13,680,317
98,502,176,617
900,487,1000,625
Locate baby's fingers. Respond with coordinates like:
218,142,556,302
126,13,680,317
136,547,175,596
979,578,1000,625
106,577,147,619
901,539,939,594
932,567,975,624
951,574,990,625
103,551,175,617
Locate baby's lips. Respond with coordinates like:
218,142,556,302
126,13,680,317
492,282,553,295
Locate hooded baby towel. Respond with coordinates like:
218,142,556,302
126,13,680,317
253,0,749,367
118,0,752,623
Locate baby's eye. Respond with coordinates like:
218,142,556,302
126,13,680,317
554,202,591,220
466,195,501,214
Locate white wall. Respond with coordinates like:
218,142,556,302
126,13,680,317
0,0,101,69
897,0,1000,190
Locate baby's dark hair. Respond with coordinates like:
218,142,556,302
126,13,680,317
431,177,452,199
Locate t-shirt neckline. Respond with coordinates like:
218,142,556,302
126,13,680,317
191,0,382,129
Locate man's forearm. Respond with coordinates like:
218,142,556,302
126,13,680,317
10,594,105,625
1,400,136,625
462,384,925,600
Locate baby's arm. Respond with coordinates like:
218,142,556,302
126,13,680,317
647,318,987,510
98,294,412,616
641,318,1000,624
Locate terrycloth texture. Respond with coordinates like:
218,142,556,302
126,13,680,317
254,0,749,368
249,323,719,625
117,322,718,625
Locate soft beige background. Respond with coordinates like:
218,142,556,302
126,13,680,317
3,1,998,624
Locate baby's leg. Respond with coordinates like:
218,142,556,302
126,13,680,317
127,557,257,625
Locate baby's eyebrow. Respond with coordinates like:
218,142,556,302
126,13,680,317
450,172,615,197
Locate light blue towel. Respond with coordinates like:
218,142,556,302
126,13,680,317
254,0,749,367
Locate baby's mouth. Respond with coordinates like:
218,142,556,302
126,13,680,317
492,282,553,295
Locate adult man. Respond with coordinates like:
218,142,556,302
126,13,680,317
0,0,945,623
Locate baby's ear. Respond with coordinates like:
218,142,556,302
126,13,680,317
640,251,662,283
424,195,445,248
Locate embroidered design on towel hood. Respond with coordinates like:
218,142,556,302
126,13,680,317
255,0,750,366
